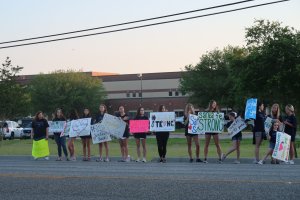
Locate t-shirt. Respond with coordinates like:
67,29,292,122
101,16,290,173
31,118,49,141
253,111,265,132
269,130,277,143
284,115,297,135
95,113,105,123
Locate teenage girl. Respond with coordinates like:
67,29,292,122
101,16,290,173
203,100,224,163
284,104,297,165
184,103,201,163
269,103,284,131
116,106,130,162
133,107,149,162
81,108,92,161
95,104,110,162
253,101,266,164
53,108,68,161
68,109,79,161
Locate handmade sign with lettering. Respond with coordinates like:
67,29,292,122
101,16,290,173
150,112,175,132
129,120,149,133
188,112,224,134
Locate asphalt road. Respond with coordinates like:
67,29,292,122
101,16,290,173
0,156,299,200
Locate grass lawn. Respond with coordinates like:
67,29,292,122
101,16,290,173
1,136,299,160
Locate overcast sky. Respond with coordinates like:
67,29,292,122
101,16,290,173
0,0,299,75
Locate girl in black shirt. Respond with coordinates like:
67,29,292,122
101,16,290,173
81,108,92,161
253,101,266,164
116,106,130,162
53,108,68,161
284,104,297,164
133,107,149,162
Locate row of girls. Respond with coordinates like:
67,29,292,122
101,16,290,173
31,104,169,163
31,100,297,164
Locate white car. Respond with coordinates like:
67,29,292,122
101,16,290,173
2,121,23,140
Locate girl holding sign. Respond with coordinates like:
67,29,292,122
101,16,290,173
116,106,130,162
68,109,79,161
203,100,224,164
284,104,297,165
222,112,242,164
53,108,68,161
95,104,110,162
155,105,170,163
184,103,201,163
258,121,280,164
253,101,266,164
81,108,92,161
134,107,149,162
31,111,50,160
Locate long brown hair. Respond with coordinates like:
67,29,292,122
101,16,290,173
99,104,107,114
207,100,219,112
158,105,165,112
54,108,64,119
184,103,195,117
34,111,43,121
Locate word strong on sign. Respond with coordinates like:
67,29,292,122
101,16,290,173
149,112,175,132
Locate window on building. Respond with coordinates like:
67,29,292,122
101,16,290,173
126,93,130,98
168,91,172,96
132,92,136,97
139,92,142,97
175,91,179,96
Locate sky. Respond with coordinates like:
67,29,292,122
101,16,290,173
0,0,299,75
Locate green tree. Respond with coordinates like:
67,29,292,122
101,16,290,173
0,57,31,119
29,70,106,117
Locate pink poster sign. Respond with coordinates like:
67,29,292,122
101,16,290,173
129,120,149,133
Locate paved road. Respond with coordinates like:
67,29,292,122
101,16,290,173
0,156,299,200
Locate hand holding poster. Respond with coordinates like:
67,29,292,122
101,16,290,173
150,112,175,132
272,132,291,162
98,114,126,138
227,116,247,137
188,112,224,134
264,117,273,134
91,123,112,144
244,98,257,120
61,121,71,137
69,118,91,137
48,121,66,133
129,120,149,133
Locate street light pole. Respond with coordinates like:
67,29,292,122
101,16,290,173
138,73,143,105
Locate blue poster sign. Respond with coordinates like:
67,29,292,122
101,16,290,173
244,98,257,120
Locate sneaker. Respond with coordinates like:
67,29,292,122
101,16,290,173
258,160,265,165
289,160,295,165
276,160,280,164
203,159,208,164
158,158,163,163
142,158,147,163
189,158,194,163
44,156,49,160
221,154,226,162
284,161,290,165
125,155,131,162
217,159,223,164
104,158,110,162
82,157,87,161
56,157,62,161
71,157,76,161
271,159,276,164
253,160,259,164
66,157,70,161
96,157,103,162
162,158,167,163
233,160,240,164
196,158,203,163
135,158,141,162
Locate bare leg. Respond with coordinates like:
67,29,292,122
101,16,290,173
204,134,211,160
104,142,109,159
142,138,147,159
290,142,295,160
193,136,200,159
213,134,222,159
255,136,262,161
186,136,192,159
136,139,141,159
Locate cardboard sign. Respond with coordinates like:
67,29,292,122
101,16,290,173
69,118,91,137
227,116,247,137
272,132,291,162
149,112,175,132
32,139,50,158
129,120,149,133
61,121,71,137
264,117,273,134
91,123,112,144
48,121,66,133
98,114,126,138
245,98,257,120
188,112,224,134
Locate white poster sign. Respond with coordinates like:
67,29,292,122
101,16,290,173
149,112,175,132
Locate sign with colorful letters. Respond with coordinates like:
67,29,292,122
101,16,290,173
272,132,291,162
90,123,112,144
188,112,224,134
69,118,91,137
227,116,247,137
150,112,175,132
48,121,66,133
129,120,149,133
264,117,273,134
244,98,257,120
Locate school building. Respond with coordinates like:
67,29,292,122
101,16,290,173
16,71,189,117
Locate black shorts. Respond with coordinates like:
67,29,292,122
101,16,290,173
205,132,218,136
122,131,130,139
185,133,198,137
287,133,296,142
80,135,91,139
134,133,147,139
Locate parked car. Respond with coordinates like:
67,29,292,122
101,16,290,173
20,122,32,139
2,121,23,140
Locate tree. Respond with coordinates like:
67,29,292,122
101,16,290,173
0,57,31,119
29,70,106,117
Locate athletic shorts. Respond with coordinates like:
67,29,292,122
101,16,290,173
134,133,147,139
205,132,218,136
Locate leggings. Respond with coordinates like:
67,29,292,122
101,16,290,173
155,132,170,158
54,134,68,157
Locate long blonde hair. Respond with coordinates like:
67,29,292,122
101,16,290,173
184,103,195,117
271,103,280,119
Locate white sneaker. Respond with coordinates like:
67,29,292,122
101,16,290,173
44,156,49,160
135,158,141,162
203,160,208,164
289,160,295,165
258,160,264,165
96,157,103,162
233,160,240,164
126,155,131,162
253,160,259,164
142,158,147,163
221,154,226,162
105,158,110,162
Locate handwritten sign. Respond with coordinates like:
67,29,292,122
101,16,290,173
244,98,257,120
264,117,273,134
69,118,91,137
129,120,149,133
227,116,247,137
48,121,66,133
150,112,175,132
272,132,291,162
98,114,126,138
188,112,224,134
91,123,112,144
